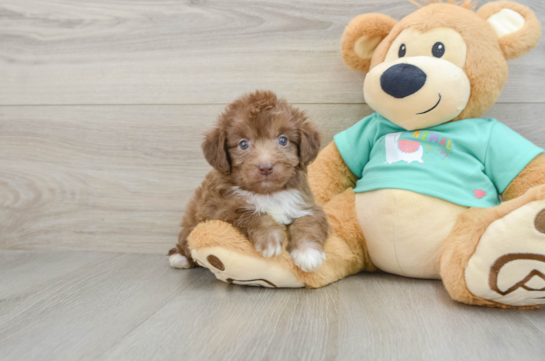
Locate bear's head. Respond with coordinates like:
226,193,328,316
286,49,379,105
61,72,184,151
341,0,541,130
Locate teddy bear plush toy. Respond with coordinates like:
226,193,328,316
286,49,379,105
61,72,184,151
186,0,545,309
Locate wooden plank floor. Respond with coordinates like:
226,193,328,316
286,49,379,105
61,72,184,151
2,103,545,253
1,1,545,359
1,0,544,253
1,0,544,105
1,250,545,361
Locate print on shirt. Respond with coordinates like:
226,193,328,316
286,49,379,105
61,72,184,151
381,131,454,167
384,132,424,164
412,130,453,167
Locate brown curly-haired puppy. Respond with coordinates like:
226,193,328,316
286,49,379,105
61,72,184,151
168,90,330,272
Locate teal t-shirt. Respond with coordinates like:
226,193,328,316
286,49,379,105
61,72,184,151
333,113,543,208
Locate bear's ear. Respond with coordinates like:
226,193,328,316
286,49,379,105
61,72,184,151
477,1,541,60
341,13,397,72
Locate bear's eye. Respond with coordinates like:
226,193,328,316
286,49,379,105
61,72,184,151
239,139,249,150
432,42,445,58
398,44,406,58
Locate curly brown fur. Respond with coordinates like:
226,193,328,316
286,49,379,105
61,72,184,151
169,90,330,271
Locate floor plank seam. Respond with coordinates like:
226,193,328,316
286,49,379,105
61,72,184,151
0,102,543,107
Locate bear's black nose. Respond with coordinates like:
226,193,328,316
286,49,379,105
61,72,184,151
380,63,427,99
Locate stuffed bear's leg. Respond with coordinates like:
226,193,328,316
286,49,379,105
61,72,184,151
187,189,375,288
302,188,377,287
440,185,545,309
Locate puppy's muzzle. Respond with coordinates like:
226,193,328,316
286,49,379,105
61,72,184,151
259,163,274,176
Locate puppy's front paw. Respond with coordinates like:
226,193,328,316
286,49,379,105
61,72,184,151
252,229,286,258
169,253,193,269
290,245,326,273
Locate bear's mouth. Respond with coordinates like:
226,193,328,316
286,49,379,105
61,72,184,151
416,93,441,115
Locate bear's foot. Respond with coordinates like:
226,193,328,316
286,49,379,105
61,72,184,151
465,200,545,307
186,220,305,288
191,247,304,288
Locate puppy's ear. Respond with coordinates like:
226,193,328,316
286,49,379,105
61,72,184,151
299,121,321,170
202,126,231,174
341,13,397,72
477,1,541,60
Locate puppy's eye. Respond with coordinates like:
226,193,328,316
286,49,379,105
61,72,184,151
239,139,249,150
432,42,445,58
398,44,406,58
278,136,288,146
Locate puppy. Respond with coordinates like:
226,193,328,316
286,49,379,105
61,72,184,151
168,90,330,272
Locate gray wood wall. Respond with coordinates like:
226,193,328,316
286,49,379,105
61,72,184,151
1,0,544,253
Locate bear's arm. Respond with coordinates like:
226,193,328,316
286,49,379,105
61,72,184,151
308,141,358,205
503,154,545,201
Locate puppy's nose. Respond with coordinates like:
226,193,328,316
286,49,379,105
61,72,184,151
380,63,427,98
259,163,274,175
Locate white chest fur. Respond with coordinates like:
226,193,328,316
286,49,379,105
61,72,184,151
231,187,313,225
